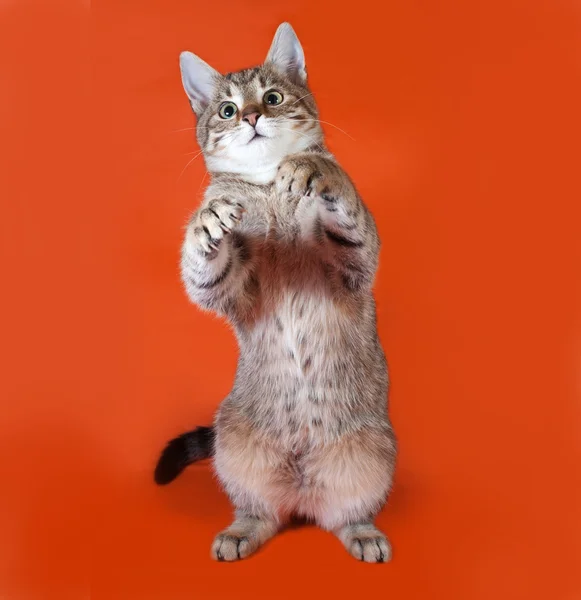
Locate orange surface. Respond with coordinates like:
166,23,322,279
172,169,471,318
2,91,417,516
1,0,580,598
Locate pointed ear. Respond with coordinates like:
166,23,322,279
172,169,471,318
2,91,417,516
179,51,221,115
265,23,306,85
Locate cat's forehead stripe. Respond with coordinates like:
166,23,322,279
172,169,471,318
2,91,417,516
223,82,266,107
224,67,261,86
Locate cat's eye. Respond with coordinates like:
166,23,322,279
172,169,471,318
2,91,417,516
218,102,238,119
263,90,284,106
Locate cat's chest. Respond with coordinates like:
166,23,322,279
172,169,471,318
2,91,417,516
240,194,319,272
240,190,315,239
234,190,346,322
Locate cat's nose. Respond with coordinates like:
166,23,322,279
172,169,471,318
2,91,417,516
241,105,261,127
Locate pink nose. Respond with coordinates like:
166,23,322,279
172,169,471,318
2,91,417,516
242,107,261,127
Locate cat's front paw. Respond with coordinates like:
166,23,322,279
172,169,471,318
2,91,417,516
276,154,345,200
275,155,351,207
187,199,244,255
275,156,323,199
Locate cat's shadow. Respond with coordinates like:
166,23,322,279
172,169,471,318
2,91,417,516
156,464,418,563
158,461,229,521
159,463,317,528
160,462,415,525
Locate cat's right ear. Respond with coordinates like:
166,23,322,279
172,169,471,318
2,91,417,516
179,51,221,116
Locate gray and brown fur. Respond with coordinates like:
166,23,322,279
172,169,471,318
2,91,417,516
155,23,396,563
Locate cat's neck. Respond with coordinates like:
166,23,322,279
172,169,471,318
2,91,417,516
229,164,280,185
206,144,329,186
205,158,278,185
209,168,275,188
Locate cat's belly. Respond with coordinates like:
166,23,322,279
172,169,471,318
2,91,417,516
231,286,386,449
243,288,358,389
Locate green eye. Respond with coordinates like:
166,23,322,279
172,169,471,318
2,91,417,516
218,102,238,119
263,90,284,106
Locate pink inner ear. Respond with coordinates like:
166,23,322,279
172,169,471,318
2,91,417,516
266,23,306,84
180,51,221,115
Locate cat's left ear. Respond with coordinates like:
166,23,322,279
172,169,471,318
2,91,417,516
265,23,307,85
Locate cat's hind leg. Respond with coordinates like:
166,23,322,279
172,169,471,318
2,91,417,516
212,409,298,561
306,425,396,563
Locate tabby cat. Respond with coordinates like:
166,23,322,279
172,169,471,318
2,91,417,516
155,23,397,563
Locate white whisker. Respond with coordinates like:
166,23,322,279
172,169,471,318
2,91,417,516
274,125,325,153
197,170,209,194
177,149,205,184
277,118,355,141
171,125,226,134
289,92,314,107
178,130,240,185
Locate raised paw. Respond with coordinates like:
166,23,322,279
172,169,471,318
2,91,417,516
275,154,355,218
188,199,244,255
211,532,251,562
275,156,322,199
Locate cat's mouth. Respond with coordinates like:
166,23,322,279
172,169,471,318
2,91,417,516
247,132,266,144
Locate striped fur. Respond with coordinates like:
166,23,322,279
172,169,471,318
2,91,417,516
169,23,396,563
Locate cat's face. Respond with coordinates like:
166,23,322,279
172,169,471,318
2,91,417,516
180,24,323,184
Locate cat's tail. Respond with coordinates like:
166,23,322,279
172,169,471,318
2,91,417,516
154,425,215,485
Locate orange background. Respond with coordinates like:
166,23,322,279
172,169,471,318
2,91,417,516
1,0,580,598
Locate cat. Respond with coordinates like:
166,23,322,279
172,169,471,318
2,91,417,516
155,23,397,563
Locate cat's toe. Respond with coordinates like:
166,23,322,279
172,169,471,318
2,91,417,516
350,534,392,563
211,533,251,562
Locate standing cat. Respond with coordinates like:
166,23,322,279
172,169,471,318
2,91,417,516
155,23,397,563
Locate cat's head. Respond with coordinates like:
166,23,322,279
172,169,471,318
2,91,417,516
180,23,323,184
